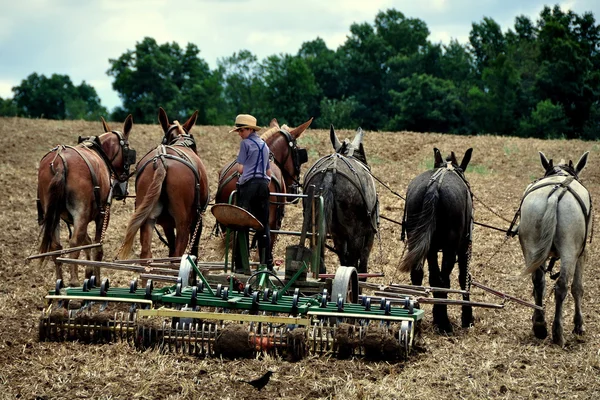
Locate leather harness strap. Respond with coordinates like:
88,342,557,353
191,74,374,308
136,144,207,214
304,152,379,232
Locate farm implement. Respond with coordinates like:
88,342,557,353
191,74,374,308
39,255,423,360
38,190,425,360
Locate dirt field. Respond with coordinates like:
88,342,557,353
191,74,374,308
0,116,598,399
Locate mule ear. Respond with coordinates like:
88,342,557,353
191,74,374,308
575,151,589,174
433,148,443,166
460,148,473,171
182,110,198,133
269,118,279,128
290,117,313,139
539,151,552,172
352,127,364,149
358,143,368,164
449,151,458,166
330,125,342,151
158,107,170,133
122,114,133,137
100,116,111,133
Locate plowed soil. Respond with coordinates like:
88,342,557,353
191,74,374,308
0,117,599,399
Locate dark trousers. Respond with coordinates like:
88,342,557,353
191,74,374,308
237,178,273,268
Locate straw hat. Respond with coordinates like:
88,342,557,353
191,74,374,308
229,114,261,133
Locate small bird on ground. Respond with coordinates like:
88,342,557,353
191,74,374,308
241,370,273,391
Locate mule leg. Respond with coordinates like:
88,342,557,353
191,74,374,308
140,220,156,259
572,253,585,335
164,225,177,257
67,222,88,287
429,251,452,334
358,234,374,275
89,218,105,281
531,266,547,339
458,248,474,328
50,223,64,282
552,268,570,347
410,263,424,286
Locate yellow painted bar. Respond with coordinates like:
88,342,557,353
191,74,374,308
45,295,153,306
306,311,417,322
138,307,311,325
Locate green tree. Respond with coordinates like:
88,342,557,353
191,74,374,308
0,97,18,116
387,73,465,133
258,54,319,126
218,50,266,121
534,6,600,137
469,17,506,77
519,99,570,138
319,97,360,129
11,73,107,120
108,37,224,124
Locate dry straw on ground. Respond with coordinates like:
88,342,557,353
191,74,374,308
0,117,598,399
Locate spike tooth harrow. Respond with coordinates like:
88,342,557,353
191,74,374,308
39,271,423,360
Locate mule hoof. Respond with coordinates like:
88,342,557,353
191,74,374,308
435,322,453,335
533,323,547,339
552,335,565,347
573,326,585,336
461,315,474,328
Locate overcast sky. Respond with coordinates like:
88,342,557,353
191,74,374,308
1,0,598,111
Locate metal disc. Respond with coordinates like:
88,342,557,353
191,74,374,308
211,204,264,231
331,266,359,304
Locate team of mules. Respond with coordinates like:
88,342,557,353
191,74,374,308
35,112,593,346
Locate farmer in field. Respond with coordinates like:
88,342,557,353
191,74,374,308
230,114,274,270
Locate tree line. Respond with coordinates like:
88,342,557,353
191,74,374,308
1,5,599,140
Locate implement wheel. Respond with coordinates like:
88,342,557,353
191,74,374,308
331,266,359,304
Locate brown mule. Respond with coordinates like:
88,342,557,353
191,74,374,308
118,107,209,260
37,115,135,286
214,117,313,252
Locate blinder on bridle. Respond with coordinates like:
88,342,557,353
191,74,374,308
162,124,197,153
78,130,136,200
278,129,308,199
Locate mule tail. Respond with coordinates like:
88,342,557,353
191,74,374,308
39,167,67,255
321,171,335,240
523,194,558,275
399,185,439,272
117,161,167,259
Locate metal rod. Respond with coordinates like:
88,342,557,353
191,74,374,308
416,297,504,309
472,281,543,311
390,283,469,295
27,243,102,260
374,289,429,298
139,274,178,282
319,273,385,279
55,257,146,272
114,257,182,264
473,221,509,234
45,295,152,305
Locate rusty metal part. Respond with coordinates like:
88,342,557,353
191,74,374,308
472,281,543,311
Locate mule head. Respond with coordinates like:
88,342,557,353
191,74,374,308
330,126,368,165
264,117,313,197
540,151,589,178
433,148,472,172
158,107,199,152
98,114,135,183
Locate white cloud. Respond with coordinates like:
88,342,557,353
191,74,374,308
0,80,16,99
1,0,599,111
